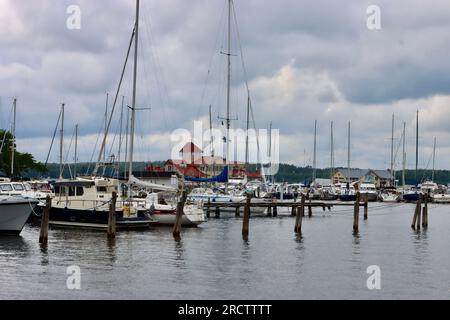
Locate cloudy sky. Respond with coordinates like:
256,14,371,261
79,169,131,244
1,0,450,171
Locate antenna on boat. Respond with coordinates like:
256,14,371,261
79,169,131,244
74,123,78,178
11,97,17,178
402,122,406,190
330,121,334,183
432,136,436,182
312,120,317,185
347,121,351,183
59,103,65,179
390,113,395,185
415,109,419,182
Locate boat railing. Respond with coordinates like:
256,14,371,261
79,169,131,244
54,198,148,210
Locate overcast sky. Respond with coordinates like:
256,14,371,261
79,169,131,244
1,0,450,171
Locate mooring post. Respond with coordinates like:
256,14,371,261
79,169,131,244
416,194,422,230
291,204,296,217
411,196,422,230
242,193,251,240
235,206,240,217
364,194,369,220
107,192,117,239
295,194,305,234
422,193,428,228
308,201,312,218
267,200,273,217
215,206,220,218
273,198,278,217
353,192,361,233
173,190,187,240
39,195,51,244
206,198,211,218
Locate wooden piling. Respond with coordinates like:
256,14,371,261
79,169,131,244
107,192,117,239
235,206,240,217
411,196,422,230
39,195,51,244
364,194,369,220
267,202,272,217
291,205,296,217
206,198,211,218
273,199,278,217
295,194,305,235
242,194,251,240
173,190,187,240
422,193,428,228
416,194,422,230
308,200,312,218
215,206,220,218
353,192,361,233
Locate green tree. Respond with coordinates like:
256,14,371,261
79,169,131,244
0,130,48,177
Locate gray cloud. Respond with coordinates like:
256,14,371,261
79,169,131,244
1,0,450,170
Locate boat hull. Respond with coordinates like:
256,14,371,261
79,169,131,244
360,192,379,202
48,207,152,229
339,194,356,202
0,199,38,235
402,193,420,202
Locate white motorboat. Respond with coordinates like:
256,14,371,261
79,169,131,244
0,196,38,235
358,182,379,202
380,190,400,202
145,193,205,227
188,188,267,215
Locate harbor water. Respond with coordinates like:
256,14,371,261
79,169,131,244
1,203,450,300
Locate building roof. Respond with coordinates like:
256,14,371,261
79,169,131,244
179,142,202,154
337,168,367,179
370,169,392,179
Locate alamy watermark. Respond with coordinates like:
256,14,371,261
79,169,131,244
366,265,381,290
66,265,81,290
170,121,280,175
66,5,81,30
366,5,381,30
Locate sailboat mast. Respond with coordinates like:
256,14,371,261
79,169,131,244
118,96,124,177
209,104,214,157
104,92,109,161
402,122,406,189
415,110,419,181
74,124,78,178
330,120,334,182
59,103,65,179
347,121,351,182
312,120,317,183
432,137,436,181
390,113,394,184
245,96,250,165
268,121,272,183
128,0,140,181
225,0,232,164
11,98,16,177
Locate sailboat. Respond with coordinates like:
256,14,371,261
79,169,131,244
403,111,421,202
46,0,161,229
338,122,357,201
186,0,267,215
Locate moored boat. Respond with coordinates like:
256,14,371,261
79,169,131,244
0,196,39,235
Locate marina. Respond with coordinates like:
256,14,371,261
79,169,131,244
1,0,450,303
1,203,450,300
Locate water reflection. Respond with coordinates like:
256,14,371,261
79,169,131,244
0,236,29,254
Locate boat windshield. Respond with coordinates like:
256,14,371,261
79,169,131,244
0,184,13,192
13,184,24,191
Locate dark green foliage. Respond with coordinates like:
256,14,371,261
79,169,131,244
0,130,48,178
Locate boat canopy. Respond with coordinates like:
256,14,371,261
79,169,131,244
52,181,95,188
185,166,228,183
128,175,177,192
